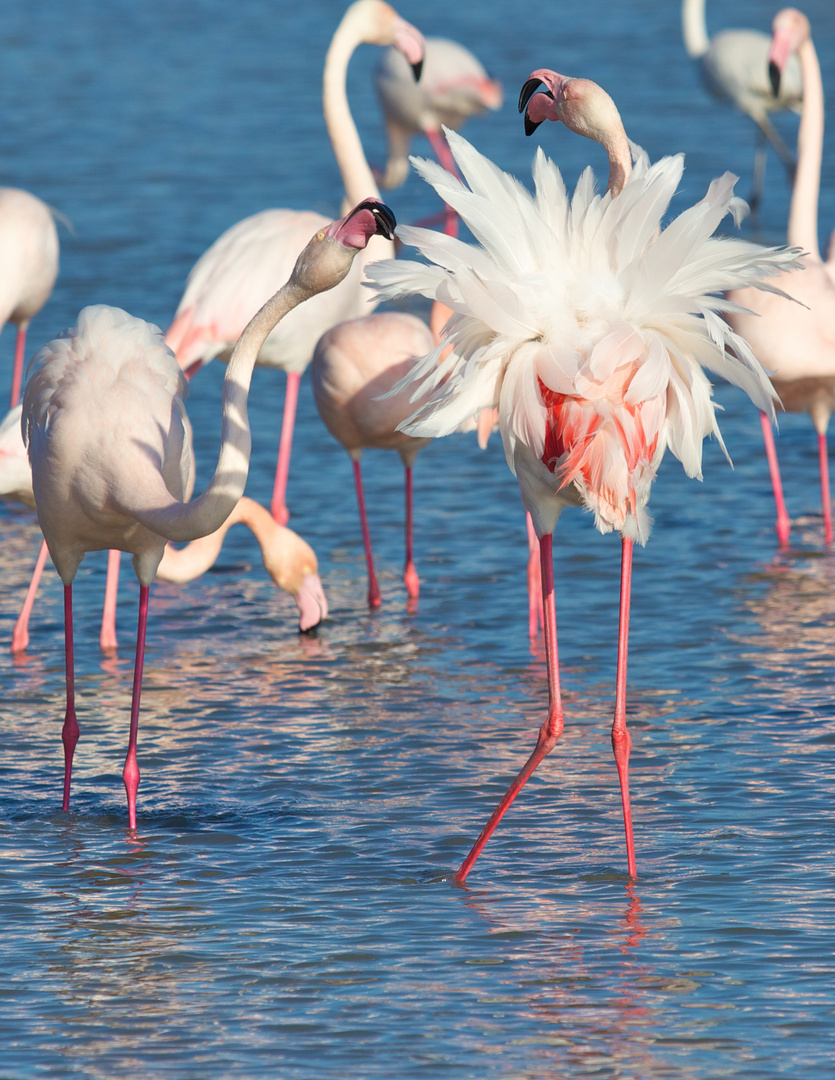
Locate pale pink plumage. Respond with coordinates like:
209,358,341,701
725,9,835,547
165,0,424,526
367,78,797,882
0,189,59,409
23,201,394,827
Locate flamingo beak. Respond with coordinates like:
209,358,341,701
296,572,329,633
518,77,549,136
769,60,781,96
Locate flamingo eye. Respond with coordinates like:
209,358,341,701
316,231,325,240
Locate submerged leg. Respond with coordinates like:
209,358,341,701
454,533,565,884
99,549,121,651
403,464,419,600
526,513,543,638
353,459,381,609
123,585,150,830
613,537,637,879
62,584,79,811
12,539,49,653
270,370,301,525
818,432,832,544
9,321,28,409
761,411,790,546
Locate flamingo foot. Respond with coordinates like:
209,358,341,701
61,707,79,812
123,748,140,830
404,559,420,600
11,621,29,653
367,580,382,609
776,513,791,548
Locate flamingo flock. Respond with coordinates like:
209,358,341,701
3,2,832,887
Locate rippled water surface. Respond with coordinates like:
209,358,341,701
2,1,835,1077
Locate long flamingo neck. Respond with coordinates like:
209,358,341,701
681,0,709,60
605,131,632,197
323,14,394,269
788,36,823,259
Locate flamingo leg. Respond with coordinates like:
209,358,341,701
426,129,460,238
123,585,150,830
760,411,791,546
353,459,381,609
818,432,832,544
9,320,28,409
525,512,543,638
613,537,637,879
270,370,301,525
454,533,564,884
99,549,121,651
403,464,419,599
62,584,79,812
12,539,49,653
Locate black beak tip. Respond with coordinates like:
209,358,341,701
518,77,544,114
769,60,781,96
373,201,397,240
524,114,543,137
411,59,423,82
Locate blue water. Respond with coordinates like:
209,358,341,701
2,1,835,1076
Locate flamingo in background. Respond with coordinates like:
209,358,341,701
725,8,835,547
368,77,797,883
374,36,502,233
0,189,59,408
682,0,802,212
23,199,395,828
165,0,423,527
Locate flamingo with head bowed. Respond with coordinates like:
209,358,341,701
726,8,835,547
682,0,802,212
367,74,797,883
165,0,423,527
23,199,395,828
0,189,59,409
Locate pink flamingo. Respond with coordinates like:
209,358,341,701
23,199,394,827
682,0,802,211
725,8,835,547
368,78,797,882
165,0,423,527
0,189,59,408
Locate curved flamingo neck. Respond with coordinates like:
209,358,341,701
788,36,823,260
323,11,394,265
606,140,632,197
681,0,709,60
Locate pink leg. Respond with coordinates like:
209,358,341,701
403,464,419,600
426,129,460,238
818,432,832,544
12,539,49,653
99,549,121,651
62,584,79,811
9,321,28,409
353,459,381,609
271,370,301,525
123,585,150,830
526,513,543,638
761,411,790,546
454,533,565,884
613,537,637,879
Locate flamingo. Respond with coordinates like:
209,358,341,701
725,8,835,547
23,198,395,828
374,35,502,233
682,0,802,212
165,0,423,527
0,189,60,409
367,77,797,882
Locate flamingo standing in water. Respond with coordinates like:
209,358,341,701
368,76,797,882
726,8,835,547
165,0,423,527
23,199,395,828
682,0,802,212
0,189,59,409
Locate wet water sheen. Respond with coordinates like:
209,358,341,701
2,1,835,1077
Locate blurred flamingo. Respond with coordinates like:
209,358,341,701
165,0,423,527
23,199,395,828
368,75,796,882
682,0,802,212
725,8,835,547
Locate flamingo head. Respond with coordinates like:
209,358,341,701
519,70,622,145
769,9,810,96
292,199,397,296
